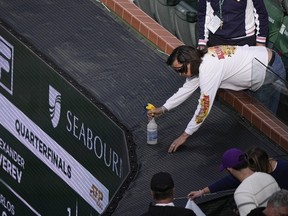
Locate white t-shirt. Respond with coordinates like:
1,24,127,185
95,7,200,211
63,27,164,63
163,45,268,135
234,172,280,216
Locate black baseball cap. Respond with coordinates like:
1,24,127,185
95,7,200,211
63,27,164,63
150,172,174,192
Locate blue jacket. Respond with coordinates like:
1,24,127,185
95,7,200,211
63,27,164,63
197,0,268,45
208,159,288,193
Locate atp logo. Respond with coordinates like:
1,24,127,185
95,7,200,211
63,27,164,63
49,85,61,128
0,36,14,95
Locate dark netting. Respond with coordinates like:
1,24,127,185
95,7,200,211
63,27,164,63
0,1,287,215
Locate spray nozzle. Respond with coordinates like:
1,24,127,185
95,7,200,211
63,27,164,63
145,103,155,111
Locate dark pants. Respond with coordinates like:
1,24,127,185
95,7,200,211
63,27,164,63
207,34,256,47
253,51,287,114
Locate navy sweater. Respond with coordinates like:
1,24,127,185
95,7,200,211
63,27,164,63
209,159,288,193
197,0,268,45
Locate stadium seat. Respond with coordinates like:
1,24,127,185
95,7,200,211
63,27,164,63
274,16,288,58
263,0,285,47
154,0,181,35
134,0,156,19
182,0,198,10
174,1,198,47
283,0,288,14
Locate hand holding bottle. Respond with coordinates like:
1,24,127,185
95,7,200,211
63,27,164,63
146,103,167,118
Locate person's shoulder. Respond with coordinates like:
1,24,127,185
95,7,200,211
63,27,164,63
172,206,197,216
256,171,275,178
139,204,153,216
140,205,196,216
252,172,277,182
277,159,288,165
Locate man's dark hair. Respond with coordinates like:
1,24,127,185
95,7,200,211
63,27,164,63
232,154,249,170
152,188,174,201
150,172,174,201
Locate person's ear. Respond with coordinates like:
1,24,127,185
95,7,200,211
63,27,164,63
187,63,191,74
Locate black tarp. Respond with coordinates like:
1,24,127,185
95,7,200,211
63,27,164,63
0,1,287,215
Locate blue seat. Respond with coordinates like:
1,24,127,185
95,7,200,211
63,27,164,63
263,0,285,47
154,0,180,35
174,1,198,47
134,0,156,19
282,0,288,14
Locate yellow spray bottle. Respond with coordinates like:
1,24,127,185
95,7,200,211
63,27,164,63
145,103,158,145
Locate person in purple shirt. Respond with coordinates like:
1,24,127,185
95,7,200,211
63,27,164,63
188,146,288,199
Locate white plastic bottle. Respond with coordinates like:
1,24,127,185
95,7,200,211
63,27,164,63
147,117,158,144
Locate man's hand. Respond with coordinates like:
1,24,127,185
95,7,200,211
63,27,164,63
188,187,210,199
188,190,204,200
168,132,190,153
147,107,162,118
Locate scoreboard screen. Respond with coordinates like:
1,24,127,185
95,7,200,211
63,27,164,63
0,24,131,216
